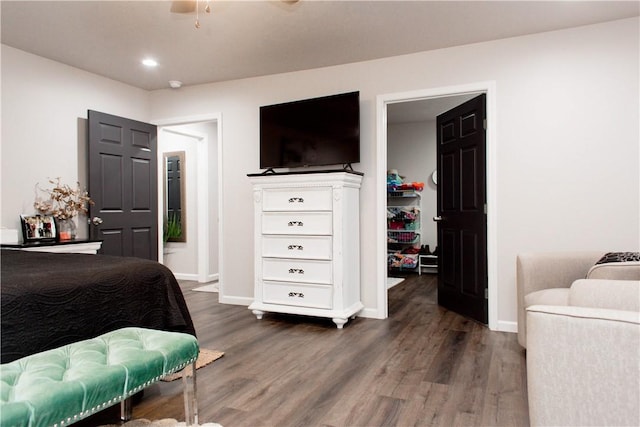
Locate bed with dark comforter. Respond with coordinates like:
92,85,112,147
1,249,196,363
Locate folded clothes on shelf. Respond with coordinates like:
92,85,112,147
387,252,418,269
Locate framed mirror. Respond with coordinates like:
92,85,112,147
163,151,186,243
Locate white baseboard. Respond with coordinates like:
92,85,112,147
219,295,252,306
173,273,199,281
358,307,385,319
497,320,518,333
172,273,219,283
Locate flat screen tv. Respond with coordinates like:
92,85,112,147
260,91,360,170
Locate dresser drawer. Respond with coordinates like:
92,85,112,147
262,258,332,284
262,187,332,211
263,281,332,309
262,235,332,260
262,212,332,235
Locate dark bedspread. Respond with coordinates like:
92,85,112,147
1,249,196,363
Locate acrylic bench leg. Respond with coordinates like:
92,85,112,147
183,361,199,426
121,397,132,421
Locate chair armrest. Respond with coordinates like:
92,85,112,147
526,305,640,427
517,251,604,295
569,279,640,312
587,261,640,280
516,251,603,346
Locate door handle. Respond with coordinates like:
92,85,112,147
89,216,103,226
433,216,443,222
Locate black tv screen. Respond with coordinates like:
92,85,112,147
260,91,360,169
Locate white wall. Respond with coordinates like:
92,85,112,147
2,18,638,328
1,45,220,279
387,120,437,249
1,45,150,238
148,17,640,326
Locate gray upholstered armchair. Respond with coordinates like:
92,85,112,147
526,279,640,426
517,251,640,426
516,251,640,348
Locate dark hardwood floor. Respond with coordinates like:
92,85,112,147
96,273,529,426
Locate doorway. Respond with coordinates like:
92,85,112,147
386,95,476,287
155,113,223,297
376,82,498,329
158,126,207,281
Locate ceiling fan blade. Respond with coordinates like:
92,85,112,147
170,1,197,14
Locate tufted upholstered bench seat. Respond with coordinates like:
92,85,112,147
0,327,200,427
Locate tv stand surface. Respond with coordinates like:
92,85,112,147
248,168,363,177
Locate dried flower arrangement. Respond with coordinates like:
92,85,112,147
34,178,94,220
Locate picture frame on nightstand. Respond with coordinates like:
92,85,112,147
20,214,57,242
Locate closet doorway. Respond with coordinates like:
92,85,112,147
376,83,498,329
386,95,475,288
155,114,223,298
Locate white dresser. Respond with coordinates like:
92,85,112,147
248,171,363,328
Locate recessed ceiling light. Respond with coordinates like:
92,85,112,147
142,58,158,67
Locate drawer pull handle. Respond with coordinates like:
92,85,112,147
288,197,305,203
288,292,305,298
288,245,304,251
288,221,304,227
288,268,305,275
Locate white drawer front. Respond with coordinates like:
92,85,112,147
262,212,332,235
262,235,332,260
262,258,332,284
262,187,332,211
263,281,332,309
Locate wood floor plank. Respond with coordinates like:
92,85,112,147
423,329,469,385
397,381,452,427
81,273,528,426
478,333,529,427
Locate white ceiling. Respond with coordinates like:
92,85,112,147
2,1,638,91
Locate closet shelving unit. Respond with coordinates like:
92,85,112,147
387,189,421,272
418,253,438,275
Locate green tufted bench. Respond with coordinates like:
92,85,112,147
0,327,200,427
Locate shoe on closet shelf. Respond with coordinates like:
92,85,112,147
403,247,420,254
419,245,431,255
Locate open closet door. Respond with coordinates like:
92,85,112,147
88,110,158,260
435,94,488,324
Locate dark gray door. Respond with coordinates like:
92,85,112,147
88,110,158,260
436,94,488,324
